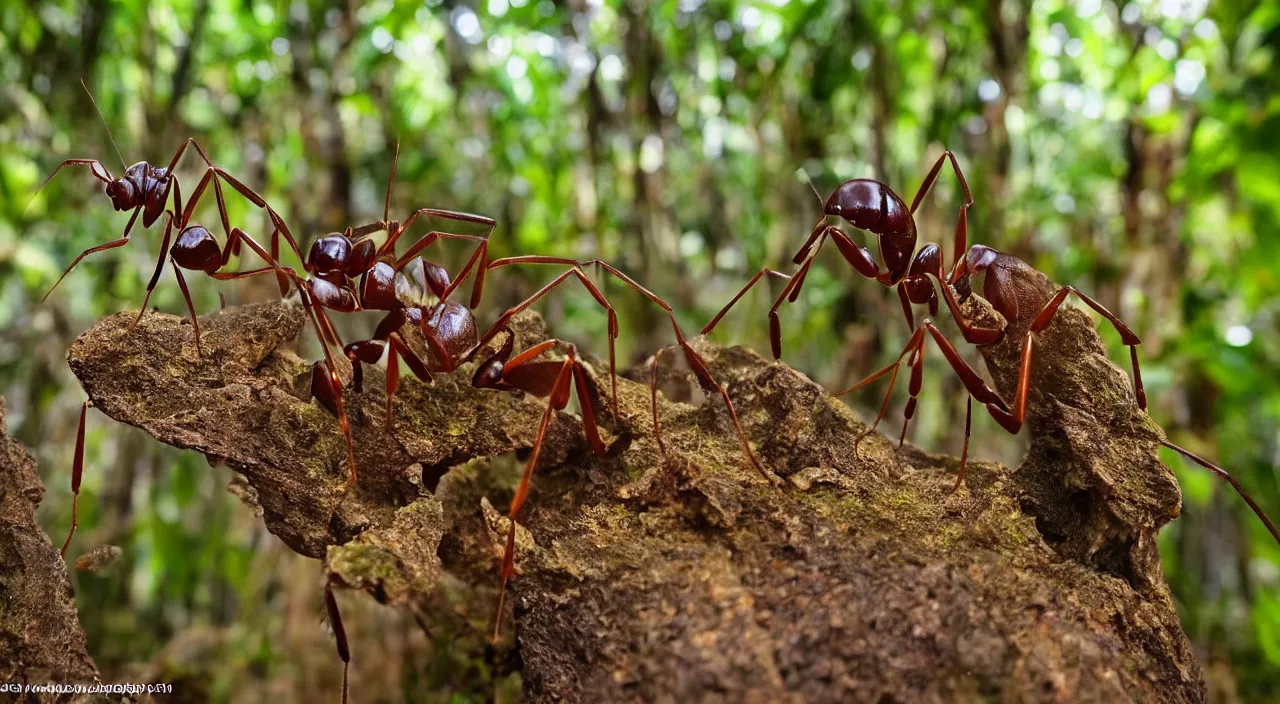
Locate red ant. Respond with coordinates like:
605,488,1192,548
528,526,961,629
332,252,769,646
34,82,302,353
704,150,1280,548
212,142,497,491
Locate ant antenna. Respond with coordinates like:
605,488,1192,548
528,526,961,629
384,140,400,226
81,78,126,170
796,167,823,206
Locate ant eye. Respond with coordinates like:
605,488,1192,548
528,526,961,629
830,204,842,214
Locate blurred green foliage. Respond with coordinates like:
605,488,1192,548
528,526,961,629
2,0,1279,700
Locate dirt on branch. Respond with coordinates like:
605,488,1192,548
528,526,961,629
49,300,1204,703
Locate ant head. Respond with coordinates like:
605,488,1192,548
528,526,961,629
307,233,352,274
947,245,998,304
104,178,138,211
825,179,886,232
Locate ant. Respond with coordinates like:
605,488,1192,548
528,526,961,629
702,149,1279,549
216,142,498,491
34,82,302,351
332,252,770,647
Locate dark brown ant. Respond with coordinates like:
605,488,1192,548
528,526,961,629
34,82,304,355
332,252,771,647
702,151,996,357
215,142,497,491
34,83,286,307
702,150,1279,549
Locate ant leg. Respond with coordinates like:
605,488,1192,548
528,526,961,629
1032,286,1144,408
1162,440,1280,548
171,262,204,355
130,212,176,331
584,259,772,481
43,205,142,301
442,238,490,309
33,158,114,195
472,262,619,412
791,214,829,265
344,340,382,394
490,348,575,641
918,321,1008,411
896,284,915,331
837,326,922,456
678,338,775,482
571,361,608,456
393,231,489,270
762,256,818,359
382,208,496,307
950,397,973,494
771,227,880,359
987,286,1145,435
909,150,973,214
830,228,884,281
208,167,305,263
381,208,496,256
908,151,973,277
700,268,793,336
934,270,1003,345
163,137,215,173
324,582,351,704
60,400,91,558
383,333,434,434
898,343,926,447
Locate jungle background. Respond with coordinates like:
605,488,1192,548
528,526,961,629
1,0,1278,700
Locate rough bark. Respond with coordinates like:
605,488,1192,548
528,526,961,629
40,298,1205,702
0,398,99,688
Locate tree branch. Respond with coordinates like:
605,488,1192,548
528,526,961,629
44,298,1205,702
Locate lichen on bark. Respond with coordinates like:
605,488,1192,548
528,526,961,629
47,298,1205,702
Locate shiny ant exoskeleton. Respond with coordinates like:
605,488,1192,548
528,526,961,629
703,150,1280,548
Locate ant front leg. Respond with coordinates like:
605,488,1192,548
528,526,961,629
767,225,885,358
34,158,115,193
43,205,143,301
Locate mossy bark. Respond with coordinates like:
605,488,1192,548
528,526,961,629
40,299,1205,702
